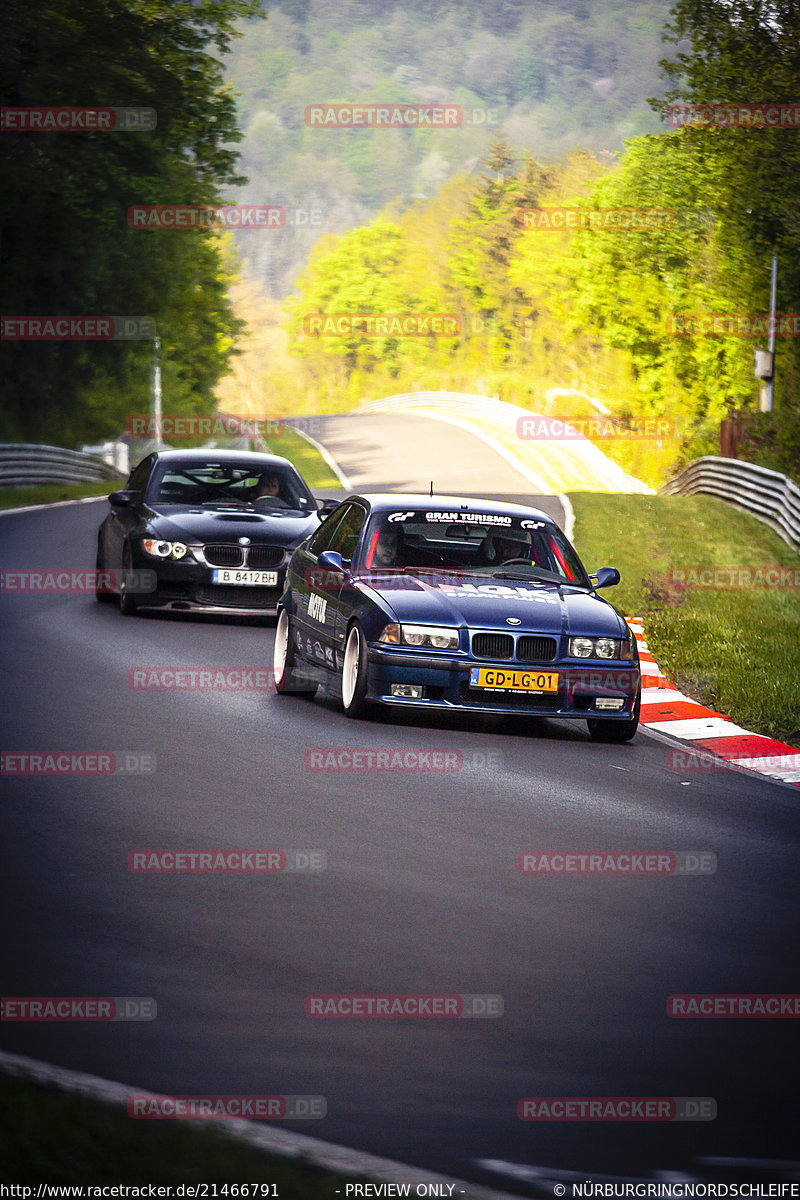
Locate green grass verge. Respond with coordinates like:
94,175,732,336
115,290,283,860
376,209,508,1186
0,480,122,510
261,428,341,491
0,1074,354,1191
569,492,800,746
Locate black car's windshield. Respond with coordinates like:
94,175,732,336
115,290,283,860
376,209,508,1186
147,461,314,513
358,508,591,587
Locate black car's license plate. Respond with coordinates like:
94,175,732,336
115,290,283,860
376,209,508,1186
211,569,278,586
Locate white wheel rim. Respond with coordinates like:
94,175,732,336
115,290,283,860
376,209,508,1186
342,627,361,708
274,610,290,681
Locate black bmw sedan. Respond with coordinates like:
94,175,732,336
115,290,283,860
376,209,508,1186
96,449,330,617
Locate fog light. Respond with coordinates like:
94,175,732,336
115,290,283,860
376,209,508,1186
391,684,423,699
595,697,625,711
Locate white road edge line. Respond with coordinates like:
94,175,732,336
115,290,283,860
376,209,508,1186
361,407,553,494
0,1050,519,1199
287,423,352,491
0,495,111,517
358,403,573,532
558,492,575,541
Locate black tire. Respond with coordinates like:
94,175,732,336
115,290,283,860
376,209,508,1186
273,609,317,697
587,688,640,743
95,538,114,603
119,543,138,616
341,621,370,719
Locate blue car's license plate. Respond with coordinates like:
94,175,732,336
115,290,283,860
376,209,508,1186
470,667,558,692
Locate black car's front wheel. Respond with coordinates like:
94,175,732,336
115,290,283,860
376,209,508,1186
586,689,640,743
95,537,114,604
341,621,370,719
118,544,139,616
273,609,317,697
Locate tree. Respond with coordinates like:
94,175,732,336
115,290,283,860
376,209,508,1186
0,0,261,444
652,0,800,400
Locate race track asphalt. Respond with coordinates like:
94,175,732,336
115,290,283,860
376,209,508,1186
1,431,798,1189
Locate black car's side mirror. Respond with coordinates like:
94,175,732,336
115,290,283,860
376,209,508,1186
316,498,340,519
317,550,348,576
591,566,621,590
108,490,136,508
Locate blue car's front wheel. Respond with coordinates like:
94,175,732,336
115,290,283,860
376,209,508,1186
342,622,370,719
274,609,317,698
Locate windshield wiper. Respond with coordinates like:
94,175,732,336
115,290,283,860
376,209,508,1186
491,570,557,583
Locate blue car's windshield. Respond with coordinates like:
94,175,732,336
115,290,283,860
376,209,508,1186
359,509,590,587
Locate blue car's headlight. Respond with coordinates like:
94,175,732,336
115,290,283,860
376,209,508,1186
143,539,191,561
568,636,631,660
379,623,459,651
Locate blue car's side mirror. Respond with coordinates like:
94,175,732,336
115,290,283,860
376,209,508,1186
317,550,347,575
592,566,620,590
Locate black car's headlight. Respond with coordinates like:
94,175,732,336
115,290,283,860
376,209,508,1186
142,539,192,561
379,623,459,651
568,636,632,660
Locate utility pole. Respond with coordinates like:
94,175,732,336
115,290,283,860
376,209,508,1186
152,334,163,446
757,250,778,412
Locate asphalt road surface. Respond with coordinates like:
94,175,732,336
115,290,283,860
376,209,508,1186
1,490,799,1190
288,413,566,508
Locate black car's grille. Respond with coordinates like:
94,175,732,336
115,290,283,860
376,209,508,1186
472,632,514,660
248,545,284,569
197,585,279,609
204,544,244,567
516,635,558,663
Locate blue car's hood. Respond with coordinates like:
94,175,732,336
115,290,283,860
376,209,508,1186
356,572,628,638
145,505,319,548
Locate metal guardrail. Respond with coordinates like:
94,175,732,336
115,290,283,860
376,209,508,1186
661,456,800,554
0,443,124,488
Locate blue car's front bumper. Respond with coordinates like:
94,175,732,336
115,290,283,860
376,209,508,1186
366,646,640,720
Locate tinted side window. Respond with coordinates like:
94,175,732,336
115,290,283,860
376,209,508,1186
330,504,367,562
307,505,349,557
128,456,153,492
